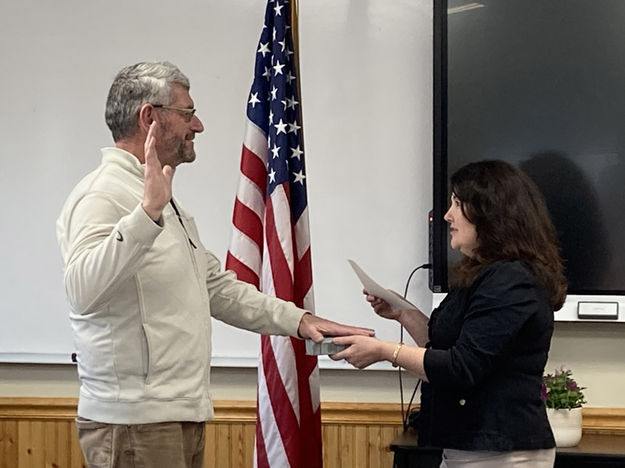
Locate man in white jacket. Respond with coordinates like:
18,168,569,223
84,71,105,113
57,61,372,468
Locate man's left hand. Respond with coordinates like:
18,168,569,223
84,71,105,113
297,313,375,342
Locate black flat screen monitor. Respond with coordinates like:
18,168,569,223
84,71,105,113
432,0,625,295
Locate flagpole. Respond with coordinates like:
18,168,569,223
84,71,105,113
291,0,300,80
291,0,306,158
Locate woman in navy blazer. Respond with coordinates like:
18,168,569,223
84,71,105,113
333,160,567,467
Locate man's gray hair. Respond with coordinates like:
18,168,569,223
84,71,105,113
105,61,190,142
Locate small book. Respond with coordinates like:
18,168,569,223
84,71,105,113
305,337,346,355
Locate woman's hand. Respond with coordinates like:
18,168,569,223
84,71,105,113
329,335,388,369
364,289,403,321
331,335,429,380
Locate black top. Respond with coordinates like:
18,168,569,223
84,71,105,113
418,260,555,451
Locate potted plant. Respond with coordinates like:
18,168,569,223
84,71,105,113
541,366,586,447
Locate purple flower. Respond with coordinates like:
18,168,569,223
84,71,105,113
566,380,580,392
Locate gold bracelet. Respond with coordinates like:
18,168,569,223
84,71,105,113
391,342,404,368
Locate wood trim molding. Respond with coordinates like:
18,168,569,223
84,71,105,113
582,407,625,434
213,400,404,425
0,398,403,425
1,397,624,433
0,397,78,420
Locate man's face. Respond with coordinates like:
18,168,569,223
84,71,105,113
154,84,204,168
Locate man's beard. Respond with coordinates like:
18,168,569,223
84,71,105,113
176,137,196,164
157,128,195,166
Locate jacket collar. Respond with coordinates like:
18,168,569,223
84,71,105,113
100,147,145,179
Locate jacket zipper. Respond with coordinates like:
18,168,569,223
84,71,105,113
170,200,197,249
169,199,203,293
170,199,212,397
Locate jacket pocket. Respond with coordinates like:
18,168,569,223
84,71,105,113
141,324,152,385
141,320,205,399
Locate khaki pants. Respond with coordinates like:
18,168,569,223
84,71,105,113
76,417,205,468
440,447,556,467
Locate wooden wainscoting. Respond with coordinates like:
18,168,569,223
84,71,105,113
2,398,624,468
0,398,403,468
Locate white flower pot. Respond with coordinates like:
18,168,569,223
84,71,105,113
546,407,583,447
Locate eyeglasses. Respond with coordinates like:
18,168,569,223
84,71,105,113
152,104,197,122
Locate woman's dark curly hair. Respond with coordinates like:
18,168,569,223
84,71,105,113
450,160,567,310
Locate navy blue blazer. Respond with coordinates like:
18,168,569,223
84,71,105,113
418,260,556,451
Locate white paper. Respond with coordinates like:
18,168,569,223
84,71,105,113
348,259,417,311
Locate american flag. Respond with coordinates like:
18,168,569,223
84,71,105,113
225,1,322,467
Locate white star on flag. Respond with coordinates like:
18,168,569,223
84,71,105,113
288,121,301,135
248,92,260,108
292,169,306,184
258,42,270,57
274,119,287,134
271,144,281,158
290,145,304,159
273,60,285,75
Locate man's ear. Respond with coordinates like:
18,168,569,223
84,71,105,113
137,103,156,134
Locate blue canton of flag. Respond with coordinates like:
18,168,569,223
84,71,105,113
247,0,307,222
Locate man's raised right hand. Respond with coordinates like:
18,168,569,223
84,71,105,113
142,121,174,222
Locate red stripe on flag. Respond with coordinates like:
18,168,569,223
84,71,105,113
294,339,322,466
293,247,312,308
232,198,264,248
225,252,259,288
261,336,300,467
241,144,267,193
255,401,271,468
265,194,295,302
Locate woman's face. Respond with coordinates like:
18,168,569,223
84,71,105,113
444,193,478,257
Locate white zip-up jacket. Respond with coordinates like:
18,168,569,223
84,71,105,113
57,147,305,424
